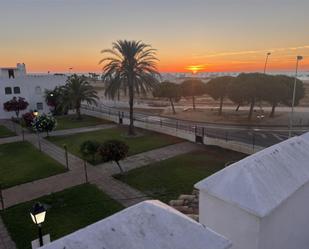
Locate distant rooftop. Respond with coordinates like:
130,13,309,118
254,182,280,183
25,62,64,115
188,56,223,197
41,200,231,249
195,133,309,217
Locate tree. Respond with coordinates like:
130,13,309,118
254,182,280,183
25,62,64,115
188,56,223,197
153,81,182,114
63,75,99,119
279,75,305,107
80,140,100,163
32,114,57,136
22,112,35,127
100,40,160,135
205,76,234,115
227,80,247,112
261,75,288,117
44,86,68,115
3,97,29,118
228,73,266,120
180,79,206,110
97,140,129,174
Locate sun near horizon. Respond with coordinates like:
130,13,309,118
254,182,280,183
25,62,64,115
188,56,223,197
1,0,309,73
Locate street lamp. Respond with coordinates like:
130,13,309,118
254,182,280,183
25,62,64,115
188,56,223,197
33,110,41,151
263,52,271,74
30,202,47,247
289,55,303,138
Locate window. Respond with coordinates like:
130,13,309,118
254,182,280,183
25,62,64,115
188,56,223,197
8,69,15,79
36,102,43,110
5,87,12,95
35,86,42,94
13,87,20,94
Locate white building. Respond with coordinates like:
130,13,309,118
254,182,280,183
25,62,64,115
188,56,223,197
0,63,67,119
196,133,309,249
41,200,231,249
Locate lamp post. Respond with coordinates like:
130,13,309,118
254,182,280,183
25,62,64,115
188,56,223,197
289,55,303,138
30,202,47,247
33,111,41,151
263,52,271,74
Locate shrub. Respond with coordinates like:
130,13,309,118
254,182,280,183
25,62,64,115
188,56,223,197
97,140,129,173
32,114,57,136
22,112,35,128
80,140,100,163
3,97,29,118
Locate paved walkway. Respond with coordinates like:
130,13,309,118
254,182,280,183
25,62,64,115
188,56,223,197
0,218,16,249
0,121,199,208
96,142,200,175
0,136,22,145
0,120,201,248
48,124,116,137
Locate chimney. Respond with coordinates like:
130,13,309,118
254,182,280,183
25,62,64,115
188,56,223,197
17,63,26,75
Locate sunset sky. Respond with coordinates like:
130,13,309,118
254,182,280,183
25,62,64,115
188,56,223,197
1,0,309,73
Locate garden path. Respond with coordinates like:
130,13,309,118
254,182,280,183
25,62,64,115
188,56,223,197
0,120,200,249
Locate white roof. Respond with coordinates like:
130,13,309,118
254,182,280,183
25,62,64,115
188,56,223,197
41,200,231,249
195,133,309,217
301,132,309,142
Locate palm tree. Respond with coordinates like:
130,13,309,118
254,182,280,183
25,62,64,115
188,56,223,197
63,74,99,119
100,40,160,135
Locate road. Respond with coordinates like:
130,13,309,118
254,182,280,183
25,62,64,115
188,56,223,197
142,115,307,147
82,103,309,148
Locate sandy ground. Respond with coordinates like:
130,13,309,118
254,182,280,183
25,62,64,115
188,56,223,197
162,107,309,126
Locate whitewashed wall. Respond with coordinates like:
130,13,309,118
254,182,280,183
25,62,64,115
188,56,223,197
259,182,309,249
199,192,260,249
199,182,309,249
0,75,66,119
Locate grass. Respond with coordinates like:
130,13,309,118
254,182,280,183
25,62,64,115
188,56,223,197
47,126,183,164
1,184,123,249
55,115,112,130
115,147,246,203
0,141,66,188
0,125,15,138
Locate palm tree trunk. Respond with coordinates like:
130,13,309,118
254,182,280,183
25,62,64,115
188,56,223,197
128,84,135,135
170,98,176,114
192,96,196,110
219,96,223,115
76,107,81,119
248,98,255,120
116,161,124,174
76,100,82,119
270,103,276,117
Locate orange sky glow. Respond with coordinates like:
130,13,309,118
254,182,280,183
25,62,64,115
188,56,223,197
1,1,309,74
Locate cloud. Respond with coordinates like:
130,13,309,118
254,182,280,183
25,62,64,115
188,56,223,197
193,45,309,59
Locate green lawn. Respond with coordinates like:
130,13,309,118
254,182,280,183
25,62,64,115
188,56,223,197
1,184,123,249
0,125,15,138
115,147,246,203
55,115,112,130
47,127,183,164
0,142,66,188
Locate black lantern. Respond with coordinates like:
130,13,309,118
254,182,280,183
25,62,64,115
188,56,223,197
30,203,46,246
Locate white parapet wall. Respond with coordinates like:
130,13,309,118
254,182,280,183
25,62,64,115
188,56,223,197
203,136,264,154
81,108,263,155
